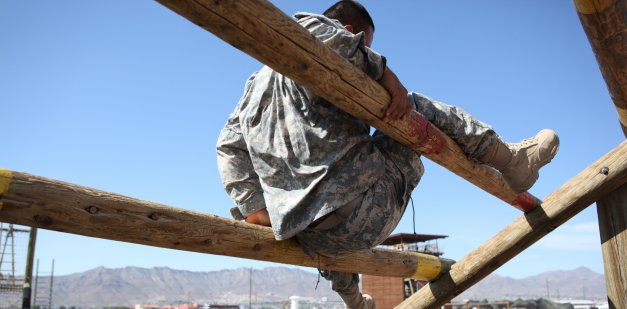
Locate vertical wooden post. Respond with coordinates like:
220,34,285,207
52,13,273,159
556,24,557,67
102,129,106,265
597,182,627,309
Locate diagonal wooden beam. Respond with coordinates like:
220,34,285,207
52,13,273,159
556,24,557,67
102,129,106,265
153,0,541,212
0,167,453,281
574,0,627,139
395,140,627,309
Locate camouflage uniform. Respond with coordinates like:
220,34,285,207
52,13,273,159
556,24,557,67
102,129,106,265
216,12,496,295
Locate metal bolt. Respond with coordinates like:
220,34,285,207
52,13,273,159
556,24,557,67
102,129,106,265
600,167,609,175
87,206,98,214
253,244,262,251
548,226,557,233
174,242,181,246
149,213,161,220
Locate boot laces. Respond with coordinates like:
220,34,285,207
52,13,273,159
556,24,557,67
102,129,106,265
507,136,537,150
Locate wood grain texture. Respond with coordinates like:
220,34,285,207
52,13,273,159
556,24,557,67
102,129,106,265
597,182,627,309
153,0,538,211
395,140,627,309
573,0,627,137
0,168,451,280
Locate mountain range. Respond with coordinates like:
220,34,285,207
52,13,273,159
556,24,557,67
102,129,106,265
50,266,338,307
453,266,606,302
44,266,607,307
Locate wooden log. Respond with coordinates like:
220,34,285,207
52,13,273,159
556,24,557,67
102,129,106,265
0,167,452,281
573,0,627,138
153,0,541,212
394,140,627,309
597,182,627,309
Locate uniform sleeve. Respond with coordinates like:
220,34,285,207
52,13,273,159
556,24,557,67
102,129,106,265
216,73,266,220
295,13,387,81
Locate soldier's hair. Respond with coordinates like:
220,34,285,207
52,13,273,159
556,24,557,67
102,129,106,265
323,1,375,34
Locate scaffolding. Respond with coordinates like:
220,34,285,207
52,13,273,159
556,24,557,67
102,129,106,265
32,259,54,309
381,233,448,257
0,224,30,309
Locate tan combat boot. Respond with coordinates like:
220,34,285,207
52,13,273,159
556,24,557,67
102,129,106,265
479,129,560,194
340,288,376,309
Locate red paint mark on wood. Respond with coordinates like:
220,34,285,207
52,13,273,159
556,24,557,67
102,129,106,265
510,192,537,212
405,111,446,154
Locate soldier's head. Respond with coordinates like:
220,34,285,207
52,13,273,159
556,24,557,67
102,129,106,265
323,1,375,47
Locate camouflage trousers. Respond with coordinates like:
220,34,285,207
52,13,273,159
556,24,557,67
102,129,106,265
295,92,497,294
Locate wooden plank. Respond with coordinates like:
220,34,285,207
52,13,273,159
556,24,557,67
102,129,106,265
573,0,627,138
153,0,541,212
597,182,627,309
0,168,451,281
394,140,627,309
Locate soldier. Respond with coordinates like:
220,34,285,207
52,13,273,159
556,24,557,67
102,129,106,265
216,1,559,308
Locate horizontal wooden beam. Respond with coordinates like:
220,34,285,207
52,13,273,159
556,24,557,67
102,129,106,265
573,0,627,138
0,167,453,281
395,140,627,309
153,0,540,212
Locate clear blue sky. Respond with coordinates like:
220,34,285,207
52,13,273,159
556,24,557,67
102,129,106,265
1,1,623,280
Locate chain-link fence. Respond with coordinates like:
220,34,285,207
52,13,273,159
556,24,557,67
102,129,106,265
0,223,30,309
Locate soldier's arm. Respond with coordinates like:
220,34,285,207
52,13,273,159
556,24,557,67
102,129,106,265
216,73,268,224
378,66,413,123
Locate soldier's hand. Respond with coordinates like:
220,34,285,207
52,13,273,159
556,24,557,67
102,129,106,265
245,208,272,227
378,66,412,123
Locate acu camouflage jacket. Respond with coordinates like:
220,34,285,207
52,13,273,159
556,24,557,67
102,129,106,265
216,13,388,241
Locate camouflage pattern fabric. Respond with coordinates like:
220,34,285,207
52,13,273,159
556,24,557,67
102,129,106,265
295,104,493,295
321,270,359,295
216,11,497,297
409,92,497,159
296,131,423,260
217,13,387,241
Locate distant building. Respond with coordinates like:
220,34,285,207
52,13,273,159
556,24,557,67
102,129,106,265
136,305,160,309
556,299,597,309
208,305,239,309
158,305,200,309
444,300,510,309
362,233,448,309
